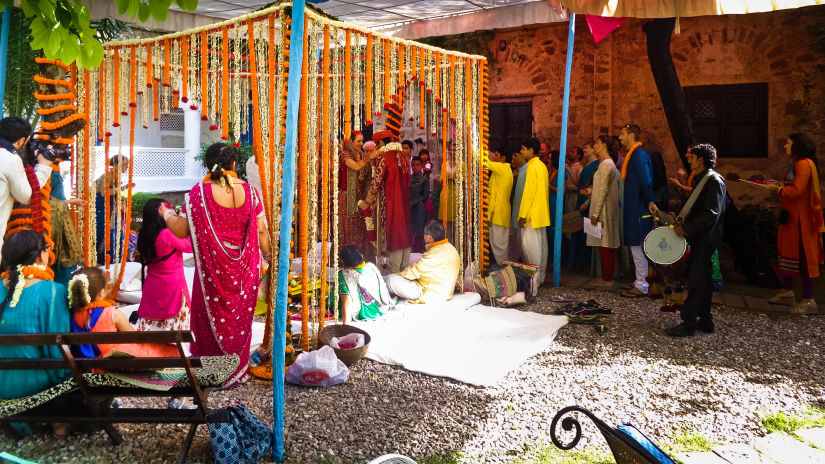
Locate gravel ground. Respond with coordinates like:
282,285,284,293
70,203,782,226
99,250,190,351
2,285,823,463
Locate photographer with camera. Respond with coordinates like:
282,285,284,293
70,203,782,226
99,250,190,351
0,117,54,250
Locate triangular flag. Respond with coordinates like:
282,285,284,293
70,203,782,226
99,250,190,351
585,15,627,43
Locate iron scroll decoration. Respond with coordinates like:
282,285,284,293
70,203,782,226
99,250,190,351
550,405,613,450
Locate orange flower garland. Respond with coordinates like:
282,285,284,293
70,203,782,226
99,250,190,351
343,29,351,139
38,113,88,131
298,30,309,352
83,69,92,265
180,34,189,104
129,45,137,109
33,75,72,87
319,24,331,336
621,141,643,180
200,31,209,120
419,48,425,129
38,105,77,115
435,52,441,104
221,26,230,141
0,266,54,281
33,92,75,101
163,38,171,87
52,137,74,145
110,103,137,298
449,55,456,122
365,34,372,126
112,47,121,127
383,39,391,110
34,57,70,70
99,54,107,140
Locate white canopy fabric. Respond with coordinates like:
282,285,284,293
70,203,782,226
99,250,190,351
558,0,823,18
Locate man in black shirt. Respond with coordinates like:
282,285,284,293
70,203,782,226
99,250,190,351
650,143,727,337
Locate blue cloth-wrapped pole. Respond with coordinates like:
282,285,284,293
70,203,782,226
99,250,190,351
553,12,576,287
0,7,11,116
272,0,307,460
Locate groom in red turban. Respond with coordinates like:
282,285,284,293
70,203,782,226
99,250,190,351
358,127,412,273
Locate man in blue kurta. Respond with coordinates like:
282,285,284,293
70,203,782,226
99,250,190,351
618,124,654,297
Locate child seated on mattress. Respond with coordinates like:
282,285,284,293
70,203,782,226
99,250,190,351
68,267,193,409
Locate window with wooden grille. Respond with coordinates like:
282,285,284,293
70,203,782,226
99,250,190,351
684,83,768,158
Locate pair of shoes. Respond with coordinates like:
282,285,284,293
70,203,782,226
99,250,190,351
665,322,695,337
696,318,715,334
581,299,612,315
790,299,818,315
768,290,796,306
567,313,602,324
620,283,634,290
590,278,615,287
621,287,647,298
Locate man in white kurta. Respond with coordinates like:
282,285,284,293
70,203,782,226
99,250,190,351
386,220,460,304
0,117,52,250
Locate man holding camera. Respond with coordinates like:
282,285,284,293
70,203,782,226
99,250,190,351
0,117,53,249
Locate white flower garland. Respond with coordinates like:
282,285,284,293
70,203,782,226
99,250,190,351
67,273,91,308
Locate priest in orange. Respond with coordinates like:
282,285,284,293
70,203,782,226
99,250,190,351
358,129,412,273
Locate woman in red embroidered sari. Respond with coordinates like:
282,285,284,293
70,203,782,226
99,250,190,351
161,143,271,387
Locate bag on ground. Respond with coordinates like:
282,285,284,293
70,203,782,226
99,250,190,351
207,404,273,464
286,345,349,387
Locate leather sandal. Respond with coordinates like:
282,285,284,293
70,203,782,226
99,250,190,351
621,287,646,298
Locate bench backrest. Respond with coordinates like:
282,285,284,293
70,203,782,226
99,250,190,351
0,331,202,371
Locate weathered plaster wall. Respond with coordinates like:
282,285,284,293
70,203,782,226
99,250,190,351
460,6,825,205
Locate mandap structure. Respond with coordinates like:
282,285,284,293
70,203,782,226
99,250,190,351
63,1,489,458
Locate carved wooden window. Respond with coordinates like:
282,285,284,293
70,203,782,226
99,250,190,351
684,83,768,158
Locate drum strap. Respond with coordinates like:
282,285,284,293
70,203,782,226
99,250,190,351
677,170,713,225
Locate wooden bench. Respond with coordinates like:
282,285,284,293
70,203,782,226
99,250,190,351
551,406,677,464
0,331,238,464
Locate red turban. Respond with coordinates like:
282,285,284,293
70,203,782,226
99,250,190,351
372,130,394,143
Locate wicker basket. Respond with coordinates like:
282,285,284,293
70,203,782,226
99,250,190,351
319,324,371,367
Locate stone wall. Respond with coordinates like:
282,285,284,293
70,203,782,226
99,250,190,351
452,6,825,206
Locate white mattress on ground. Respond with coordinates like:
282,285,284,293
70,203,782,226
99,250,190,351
350,292,568,386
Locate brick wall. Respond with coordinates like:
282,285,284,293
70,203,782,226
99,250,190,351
473,6,825,205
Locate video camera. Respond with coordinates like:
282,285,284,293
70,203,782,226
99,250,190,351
26,136,71,163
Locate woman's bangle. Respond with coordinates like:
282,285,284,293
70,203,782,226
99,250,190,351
163,209,177,221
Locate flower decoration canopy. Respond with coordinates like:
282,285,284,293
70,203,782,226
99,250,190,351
556,0,822,17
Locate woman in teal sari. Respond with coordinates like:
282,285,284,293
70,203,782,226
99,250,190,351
337,244,395,322
0,230,71,436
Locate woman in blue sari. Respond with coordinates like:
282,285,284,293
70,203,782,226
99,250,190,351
568,142,600,271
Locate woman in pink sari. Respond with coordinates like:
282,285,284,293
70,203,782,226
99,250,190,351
161,143,271,387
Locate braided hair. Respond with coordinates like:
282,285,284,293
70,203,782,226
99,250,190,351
203,143,237,182
0,230,47,317
68,267,107,313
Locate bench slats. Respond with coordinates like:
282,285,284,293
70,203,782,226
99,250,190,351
0,331,195,346
12,407,212,424
0,357,204,370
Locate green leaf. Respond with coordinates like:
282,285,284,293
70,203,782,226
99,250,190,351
55,1,74,28
59,36,80,64
148,0,168,22
43,27,68,58
38,0,57,24
77,36,103,68
126,0,139,17
137,1,150,21
116,0,130,15
20,0,38,17
175,0,198,12
28,17,48,50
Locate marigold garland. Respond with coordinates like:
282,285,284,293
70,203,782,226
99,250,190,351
33,75,72,87
74,299,118,328
621,141,643,180
343,29,351,139
33,91,75,101
200,31,209,120
129,45,137,109
163,38,171,87
383,39,391,110
221,26,230,140
112,48,121,127
298,25,309,352
39,113,89,131
319,24,331,336
38,105,77,115
180,34,189,103
449,55,456,122
83,68,92,265
34,57,70,70
365,34,372,126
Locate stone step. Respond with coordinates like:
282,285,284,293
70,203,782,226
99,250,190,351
752,433,825,464
713,443,775,463
796,428,825,451
675,451,732,464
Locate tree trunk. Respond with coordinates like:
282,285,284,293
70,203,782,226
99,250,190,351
644,18,693,171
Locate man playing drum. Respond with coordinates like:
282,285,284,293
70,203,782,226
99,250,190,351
649,143,727,337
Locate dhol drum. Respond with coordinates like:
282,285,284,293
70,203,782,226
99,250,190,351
643,226,689,281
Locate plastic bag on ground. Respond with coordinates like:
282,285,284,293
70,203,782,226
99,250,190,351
286,345,349,387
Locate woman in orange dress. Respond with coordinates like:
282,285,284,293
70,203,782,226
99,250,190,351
768,133,824,314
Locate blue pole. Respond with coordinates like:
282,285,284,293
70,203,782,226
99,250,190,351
273,0,306,461
0,7,12,117
553,12,575,287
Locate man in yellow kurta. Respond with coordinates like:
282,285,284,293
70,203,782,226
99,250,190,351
386,220,460,304
517,138,551,290
487,148,513,264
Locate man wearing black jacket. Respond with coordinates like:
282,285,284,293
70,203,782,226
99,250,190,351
650,143,727,337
